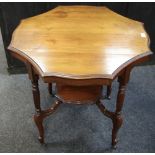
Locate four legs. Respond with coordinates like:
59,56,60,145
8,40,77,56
27,63,130,148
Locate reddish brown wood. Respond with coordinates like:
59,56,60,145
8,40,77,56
56,84,102,104
27,64,44,143
27,63,61,143
27,63,41,114
8,6,151,81
7,6,153,148
41,100,61,118
8,33,152,148
9,47,152,85
111,68,130,149
96,100,114,119
34,114,44,143
33,100,61,143
95,68,131,149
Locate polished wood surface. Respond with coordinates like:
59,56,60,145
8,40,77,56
8,5,151,80
56,84,102,104
8,6,153,148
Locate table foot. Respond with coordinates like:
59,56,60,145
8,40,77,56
111,142,118,150
38,136,44,144
112,114,123,148
34,114,44,144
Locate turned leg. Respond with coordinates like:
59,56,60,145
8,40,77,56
26,63,44,143
106,84,112,100
112,69,130,149
31,74,44,143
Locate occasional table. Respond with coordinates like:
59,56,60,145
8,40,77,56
8,6,152,148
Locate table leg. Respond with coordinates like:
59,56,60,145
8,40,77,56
112,69,130,148
106,84,112,100
27,64,61,143
30,69,44,143
48,83,52,95
48,83,55,97
96,68,130,149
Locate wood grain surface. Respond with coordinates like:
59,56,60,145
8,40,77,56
8,5,151,79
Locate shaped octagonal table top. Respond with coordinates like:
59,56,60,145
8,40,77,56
8,5,151,80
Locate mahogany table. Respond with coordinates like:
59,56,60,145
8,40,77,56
8,6,152,148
